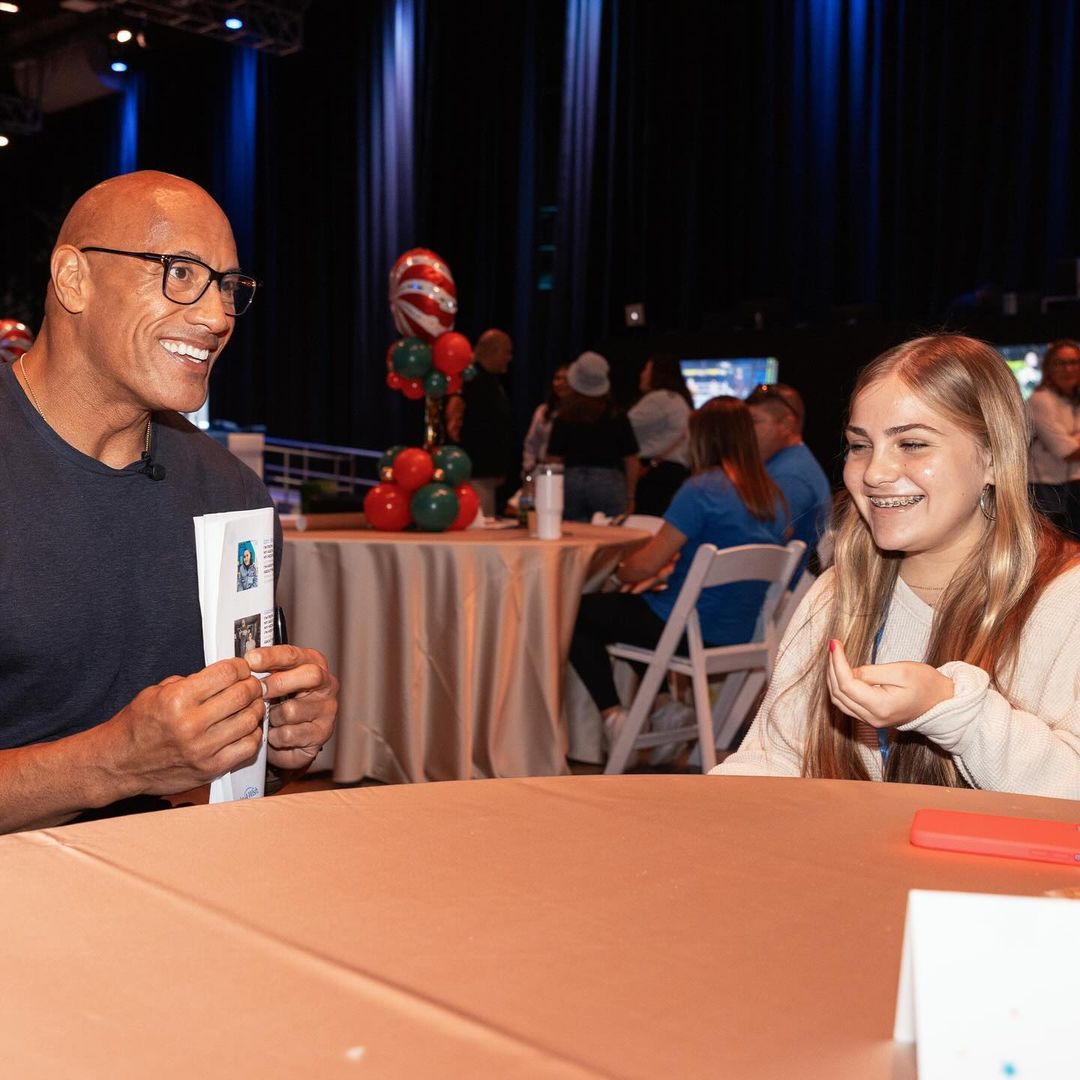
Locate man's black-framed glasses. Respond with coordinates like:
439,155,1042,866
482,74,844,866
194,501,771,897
747,383,802,423
79,246,259,316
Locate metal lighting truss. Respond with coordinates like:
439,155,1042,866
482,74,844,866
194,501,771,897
61,0,310,56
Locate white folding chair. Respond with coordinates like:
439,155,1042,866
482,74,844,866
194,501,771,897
703,561,815,755
603,540,805,774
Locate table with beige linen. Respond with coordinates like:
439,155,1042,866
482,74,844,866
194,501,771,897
3,775,1076,1077
278,522,647,783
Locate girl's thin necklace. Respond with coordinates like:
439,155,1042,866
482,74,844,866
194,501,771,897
18,354,151,456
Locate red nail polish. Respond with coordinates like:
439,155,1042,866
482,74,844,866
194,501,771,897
829,639,837,653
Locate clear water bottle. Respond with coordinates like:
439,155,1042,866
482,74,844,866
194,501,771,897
518,472,535,528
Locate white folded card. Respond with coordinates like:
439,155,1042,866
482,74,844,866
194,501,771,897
894,889,1080,1079
193,506,275,802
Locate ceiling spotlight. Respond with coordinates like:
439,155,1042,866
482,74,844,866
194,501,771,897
0,136,10,147
224,16,244,30
110,60,128,73
115,28,133,43
0,3,20,14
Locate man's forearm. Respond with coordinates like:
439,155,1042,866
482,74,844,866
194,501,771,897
0,725,134,833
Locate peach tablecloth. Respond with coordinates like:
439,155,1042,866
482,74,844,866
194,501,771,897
3,775,1077,1077
278,523,646,783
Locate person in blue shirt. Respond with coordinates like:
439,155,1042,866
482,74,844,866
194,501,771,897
568,396,789,746
745,383,832,577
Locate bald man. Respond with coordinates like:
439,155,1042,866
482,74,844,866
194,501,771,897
445,328,513,516
0,171,337,832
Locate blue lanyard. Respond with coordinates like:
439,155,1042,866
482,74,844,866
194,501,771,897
871,621,890,767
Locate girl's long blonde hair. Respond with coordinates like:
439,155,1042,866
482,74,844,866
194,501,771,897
797,334,1078,785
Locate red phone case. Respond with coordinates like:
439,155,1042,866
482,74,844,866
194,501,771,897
910,808,1080,866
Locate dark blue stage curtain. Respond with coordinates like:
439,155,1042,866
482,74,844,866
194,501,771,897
216,48,258,270
209,0,1080,446
549,0,604,368
581,0,1080,345
354,0,426,451
204,47,261,417
214,0,429,446
7,0,1080,450
112,74,142,176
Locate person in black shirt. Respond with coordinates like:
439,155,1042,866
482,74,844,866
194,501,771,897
446,328,513,516
546,351,639,521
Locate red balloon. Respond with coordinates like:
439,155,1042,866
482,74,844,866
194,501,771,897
446,373,463,395
364,483,412,531
386,370,403,390
393,447,435,492
449,483,481,530
432,331,473,376
401,377,425,400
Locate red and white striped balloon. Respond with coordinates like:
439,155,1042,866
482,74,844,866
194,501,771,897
0,320,33,364
388,248,457,343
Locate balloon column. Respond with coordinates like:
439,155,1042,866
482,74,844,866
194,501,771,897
368,249,481,532
0,320,33,365
364,444,480,533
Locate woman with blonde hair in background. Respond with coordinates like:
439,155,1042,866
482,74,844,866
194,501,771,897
716,334,1080,796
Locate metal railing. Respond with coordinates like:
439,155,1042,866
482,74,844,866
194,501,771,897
263,437,381,509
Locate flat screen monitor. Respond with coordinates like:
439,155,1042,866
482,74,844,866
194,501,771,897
679,357,779,410
995,343,1049,402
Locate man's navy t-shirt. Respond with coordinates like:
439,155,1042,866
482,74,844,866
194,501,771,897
0,363,277,749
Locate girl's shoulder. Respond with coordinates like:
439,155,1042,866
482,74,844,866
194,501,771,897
1033,559,1080,609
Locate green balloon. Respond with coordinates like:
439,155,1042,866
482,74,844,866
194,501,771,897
410,482,459,532
424,370,448,398
432,445,472,485
462,363,478,382
379,444,407,473
392,338,433,379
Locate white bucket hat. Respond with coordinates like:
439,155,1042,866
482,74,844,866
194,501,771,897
567,351,610,397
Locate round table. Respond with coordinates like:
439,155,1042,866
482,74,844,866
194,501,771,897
3,775,1076,1077
278,522,648,782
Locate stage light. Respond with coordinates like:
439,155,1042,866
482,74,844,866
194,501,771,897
0,4,20,14
104,24,146,77
224,17,244,31
0,136,10,147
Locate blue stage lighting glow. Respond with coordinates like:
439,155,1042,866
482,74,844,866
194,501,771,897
110,60,128,73
224,17,243,30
